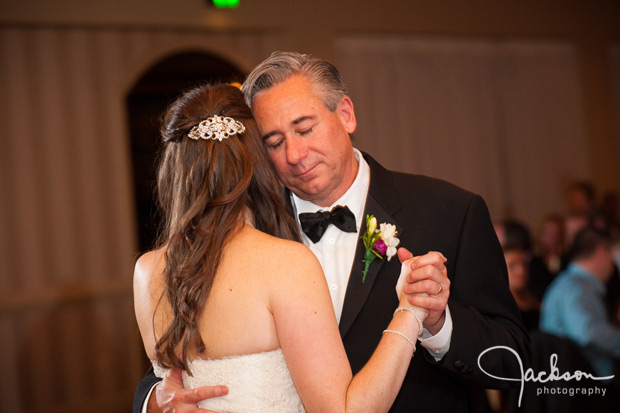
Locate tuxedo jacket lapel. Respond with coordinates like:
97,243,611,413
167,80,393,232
339,154,404,337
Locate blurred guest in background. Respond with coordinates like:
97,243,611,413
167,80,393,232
540,226,620,378
563,195,620,327
600,191,620,323
567,180,597,218
528,214,565,301
564,213,590,252
532,214,565,275
495,219,540,331
600,191,619,236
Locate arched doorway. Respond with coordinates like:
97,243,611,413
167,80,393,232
126,51,245,253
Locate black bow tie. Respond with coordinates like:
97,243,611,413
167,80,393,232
299,205,357,243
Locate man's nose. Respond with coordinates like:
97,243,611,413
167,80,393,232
285,136,308,165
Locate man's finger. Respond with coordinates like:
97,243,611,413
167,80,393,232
191,385,229,401
403,279,435,295
406,294,437,309
408,251,446,270
406,264,444,284
397,247,414,263
174,385,229,405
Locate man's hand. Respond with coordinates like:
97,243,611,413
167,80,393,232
397,248,449,335
148,368,228,413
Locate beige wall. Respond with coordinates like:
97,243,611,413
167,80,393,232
1,1,619,412
2,0,618,200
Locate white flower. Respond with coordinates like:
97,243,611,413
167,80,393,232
379,223,397,239
386,245,398,260
379,223,399,261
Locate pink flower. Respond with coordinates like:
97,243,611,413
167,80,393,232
373,238,387,255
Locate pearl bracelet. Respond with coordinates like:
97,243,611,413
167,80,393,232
383,329,416,354
394,306,424,337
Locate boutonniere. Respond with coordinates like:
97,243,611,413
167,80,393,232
361,214,400,283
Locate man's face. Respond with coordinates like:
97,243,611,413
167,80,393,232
595,245,615,282
251,74,358,207
504,249,529,291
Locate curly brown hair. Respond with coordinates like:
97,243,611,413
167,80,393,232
154,83,299,371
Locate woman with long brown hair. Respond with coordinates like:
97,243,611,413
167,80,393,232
133,83,426,412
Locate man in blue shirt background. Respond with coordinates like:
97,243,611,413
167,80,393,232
540,226,619,404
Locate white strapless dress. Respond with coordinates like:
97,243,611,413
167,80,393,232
152,349,306,412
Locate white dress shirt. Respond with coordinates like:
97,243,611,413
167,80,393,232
292,149,370,323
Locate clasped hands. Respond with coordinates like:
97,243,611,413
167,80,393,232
397,248,449,336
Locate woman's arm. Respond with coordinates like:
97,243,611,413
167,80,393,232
270,243,425,412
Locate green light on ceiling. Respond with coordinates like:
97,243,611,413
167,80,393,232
212,0,240,8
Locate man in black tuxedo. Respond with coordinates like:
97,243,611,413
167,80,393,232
134,51,529,412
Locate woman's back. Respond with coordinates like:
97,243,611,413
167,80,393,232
135,216,422,412
135,223,319,411
134,223,318,360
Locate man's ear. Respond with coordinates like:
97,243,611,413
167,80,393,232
338,96,357,134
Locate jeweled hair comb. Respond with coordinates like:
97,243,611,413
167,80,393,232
187,116,246,141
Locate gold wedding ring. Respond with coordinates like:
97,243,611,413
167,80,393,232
436,284,442,295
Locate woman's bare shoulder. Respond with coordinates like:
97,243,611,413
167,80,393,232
243,228,318,266
244,230,325,291
133,247,167,308
135,247,165,270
